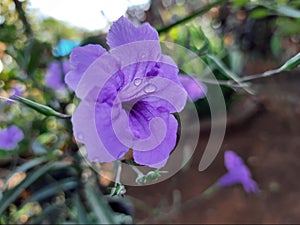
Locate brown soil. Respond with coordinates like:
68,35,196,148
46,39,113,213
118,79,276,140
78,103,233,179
126,70,300,224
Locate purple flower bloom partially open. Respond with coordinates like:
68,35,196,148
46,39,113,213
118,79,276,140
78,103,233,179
0,125,24,150
45,60,71,90
66,16,188,168
218,150,259,193
178,75,207,101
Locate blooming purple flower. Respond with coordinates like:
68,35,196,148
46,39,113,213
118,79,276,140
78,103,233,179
66,16,187,168
218,150,259,193
178,75,206,101
0,125,24,150
45,60,71,90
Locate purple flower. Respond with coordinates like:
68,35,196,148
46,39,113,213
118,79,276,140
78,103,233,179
178,75,207,101
6,84,24,105
0,125,24,150
45,60,71,90
11,85,24,97
66,16,187,168
218,150,259,193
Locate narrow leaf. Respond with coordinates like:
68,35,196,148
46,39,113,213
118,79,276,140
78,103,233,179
84,184,117,224
12,95,70,118
22,177,78,206
0,161,69,215
73,194,90,224
279,52,300,71
276,5,300,18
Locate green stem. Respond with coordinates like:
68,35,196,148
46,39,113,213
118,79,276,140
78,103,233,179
157,0,228,34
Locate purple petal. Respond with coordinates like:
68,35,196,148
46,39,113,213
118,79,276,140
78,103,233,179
70,17,188,168
71,99,126,162
218,173,241,187
65,44,106,91
133,114,178,168
178,75,207,101
218,150,259,193
107,16,159,49
242,178,259,193
45,60,70,90
224,150,247,172
0,125,24,150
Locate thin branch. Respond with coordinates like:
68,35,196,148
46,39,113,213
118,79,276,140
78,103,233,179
157,0,227,34
201,66,289,88
237,68,282,83
13,0,33,37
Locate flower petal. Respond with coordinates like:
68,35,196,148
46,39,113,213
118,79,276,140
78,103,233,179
218,173,240,187
45,60,70,90
179,75,207,101
132,114,178,168
242,178,259,193
0,125,24,150
224,150,247,172
107,16,159,49
65,44,106,91
72,99,126,162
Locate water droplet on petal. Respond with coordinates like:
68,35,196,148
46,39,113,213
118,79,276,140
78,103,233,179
77,133,84,141
133,78,142,86
141,53,146,59
144,84,157,93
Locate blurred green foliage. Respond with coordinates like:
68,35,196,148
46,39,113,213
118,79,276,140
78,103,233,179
0,0,300,223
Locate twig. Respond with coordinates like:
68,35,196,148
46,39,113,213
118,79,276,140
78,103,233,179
157,0,227,34
13,0,33,37
200,66,289,88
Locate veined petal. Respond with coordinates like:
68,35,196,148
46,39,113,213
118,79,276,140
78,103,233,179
65,44,106,91
133,114,178,168
107,16,159,49
72,100,126,162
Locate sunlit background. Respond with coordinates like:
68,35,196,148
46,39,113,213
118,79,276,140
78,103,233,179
27,0,150,31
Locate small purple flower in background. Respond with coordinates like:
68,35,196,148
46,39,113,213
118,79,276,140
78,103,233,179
65,16,188,168
0,125,24,150
217,150,259,193
11,85,24,97
45,60,71,90
5,84,24,105
178,75,207,101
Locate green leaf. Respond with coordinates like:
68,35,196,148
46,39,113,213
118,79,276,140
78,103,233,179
276,5,300,18
0,161,69,215
21,177,78,206
28,203,66,224
5,157,48,182
206,54,241,82
0,150,16,159
12,95,70,118
84,184,118,224
250,8,270,19
232,0,249,8
73,194,90,224
279,52,300,71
